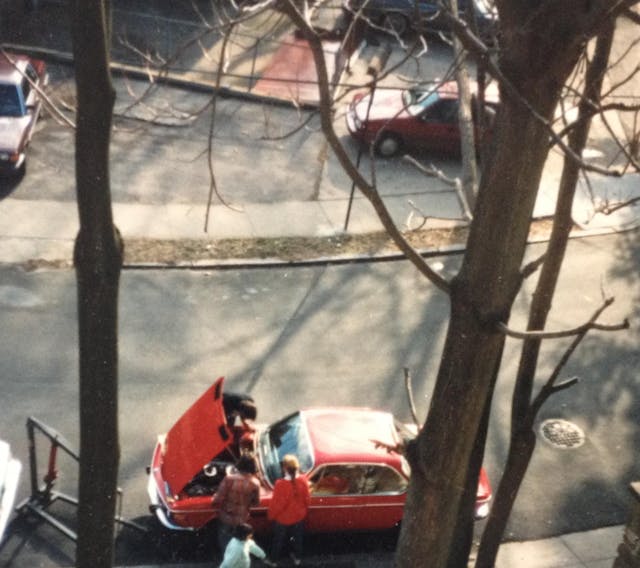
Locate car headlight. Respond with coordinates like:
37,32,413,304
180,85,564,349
0,152,9,161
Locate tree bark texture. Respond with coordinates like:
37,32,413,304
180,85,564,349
449,0,479,213
70,1,123,567
394,2,627,566
474,23,615,568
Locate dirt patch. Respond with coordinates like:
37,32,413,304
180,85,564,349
123,226,471,265
18,220,554,270
121,220,554,265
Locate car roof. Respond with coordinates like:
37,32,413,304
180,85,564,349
301,408,406,471
433,80,500,103
435,81,460,100
0,54,30,85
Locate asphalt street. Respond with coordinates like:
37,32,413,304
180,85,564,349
0,2,639,567
0,233,638,566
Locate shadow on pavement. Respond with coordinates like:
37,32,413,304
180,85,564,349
0,173,25,200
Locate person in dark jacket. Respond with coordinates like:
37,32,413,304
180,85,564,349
222,393,257,452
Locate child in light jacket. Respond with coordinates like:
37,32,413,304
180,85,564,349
219,523,266,568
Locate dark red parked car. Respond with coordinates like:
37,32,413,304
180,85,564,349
0,52,47,175
147,377,492,535
346,80,498,157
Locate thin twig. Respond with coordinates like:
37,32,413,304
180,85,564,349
403,367,421,428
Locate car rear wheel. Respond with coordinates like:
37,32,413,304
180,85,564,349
382,12,409,36
375,133,403,157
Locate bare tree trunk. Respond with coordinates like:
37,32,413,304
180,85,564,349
447,394,493,568
474,22,615,568
70,1,122,567
278,2,629,567
394,4,610,564
446,3,482,562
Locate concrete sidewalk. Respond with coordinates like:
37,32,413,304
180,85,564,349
113,525,625,567
492,524,624,568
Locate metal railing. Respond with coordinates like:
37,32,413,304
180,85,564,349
14,416,145,543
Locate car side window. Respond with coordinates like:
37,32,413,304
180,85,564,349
0,84,22,117
310,464,408,495
373,465,408,494
20,77,31,105
26,64,38,84
309,465,352,495
21,64,42,109
421,99,458,124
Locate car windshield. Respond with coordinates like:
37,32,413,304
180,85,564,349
0,83,23,117
259,412,313,485
402,88,439,116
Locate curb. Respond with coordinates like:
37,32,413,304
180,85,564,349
120,224,636,271
7,223,637,272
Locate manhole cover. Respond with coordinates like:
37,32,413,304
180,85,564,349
539,419,585,449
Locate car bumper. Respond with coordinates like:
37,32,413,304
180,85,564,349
346,106,366,139
146,470,195,532
0,151,25,174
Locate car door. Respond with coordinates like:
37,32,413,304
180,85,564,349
417,98,460,153
306,464,407,532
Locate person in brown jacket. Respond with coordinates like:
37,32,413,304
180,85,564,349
213,454,260,552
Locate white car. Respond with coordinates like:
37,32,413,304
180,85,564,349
0,440,21,543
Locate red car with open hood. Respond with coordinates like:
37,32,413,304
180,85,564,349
147,377,492,534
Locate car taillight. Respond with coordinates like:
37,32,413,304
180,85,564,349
0,151,19,163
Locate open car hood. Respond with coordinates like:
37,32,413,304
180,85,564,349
161,377,232,495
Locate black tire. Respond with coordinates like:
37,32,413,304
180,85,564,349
382,12,409,36
374,133,403,157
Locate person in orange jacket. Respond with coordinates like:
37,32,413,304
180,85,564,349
267,454,311,566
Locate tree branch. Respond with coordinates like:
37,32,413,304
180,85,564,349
403,156,473,221
529,297,622,415
444,11,632,178
622,6,640,23
204,20,243,232
280,0,451,294
520,253,547,280
403,367,421,428
497,297,629,340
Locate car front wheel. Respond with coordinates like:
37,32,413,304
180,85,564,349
382,12,409,36
375,133,403,157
